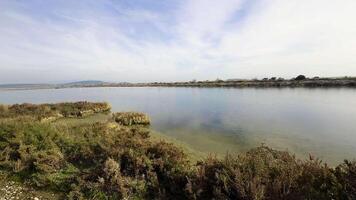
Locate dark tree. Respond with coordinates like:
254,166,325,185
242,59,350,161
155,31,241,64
295,75,306,81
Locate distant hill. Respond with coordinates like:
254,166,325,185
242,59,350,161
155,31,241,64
0,81,109,90
58,80,113,88
63,80,107,86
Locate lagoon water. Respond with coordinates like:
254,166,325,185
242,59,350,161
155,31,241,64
1,87,356,164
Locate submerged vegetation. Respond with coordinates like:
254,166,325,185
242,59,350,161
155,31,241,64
0,102,355,199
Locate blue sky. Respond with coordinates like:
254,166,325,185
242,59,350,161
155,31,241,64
0,0,356,83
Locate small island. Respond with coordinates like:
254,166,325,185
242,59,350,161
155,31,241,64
0,102,355,199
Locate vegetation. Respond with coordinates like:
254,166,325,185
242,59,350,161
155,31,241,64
142,76,356,88
2,76,356,90
113,112,150,126
0,102,355,199
295,75,306,81
0,101,110,120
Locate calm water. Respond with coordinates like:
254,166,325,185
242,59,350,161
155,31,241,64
1,87,356,164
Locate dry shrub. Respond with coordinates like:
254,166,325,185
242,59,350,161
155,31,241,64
113,112,150,126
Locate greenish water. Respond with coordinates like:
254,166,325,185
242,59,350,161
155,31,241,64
1,87,356,164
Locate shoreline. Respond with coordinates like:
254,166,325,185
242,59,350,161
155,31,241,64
1,77,356,90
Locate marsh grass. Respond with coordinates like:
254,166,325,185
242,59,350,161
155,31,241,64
0,101,110,120
113,112,150,126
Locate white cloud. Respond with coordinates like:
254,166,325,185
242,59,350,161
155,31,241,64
219,0,356,78
0,0,355,83
175,0,243,46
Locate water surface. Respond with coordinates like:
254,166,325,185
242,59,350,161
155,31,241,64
1,87,355,164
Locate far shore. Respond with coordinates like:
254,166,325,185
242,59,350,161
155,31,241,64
1,76,356,90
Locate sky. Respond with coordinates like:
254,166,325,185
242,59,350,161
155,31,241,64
0,0,356,84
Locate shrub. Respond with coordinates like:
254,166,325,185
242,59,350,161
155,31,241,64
293,156,344,200
192,146,301,200
334,160,356,199
295,75,306,81
113,112,150,126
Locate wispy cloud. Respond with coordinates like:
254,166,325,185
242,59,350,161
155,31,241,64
0,0,355,83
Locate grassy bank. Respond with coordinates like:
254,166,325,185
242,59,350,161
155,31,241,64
0,102,355,199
